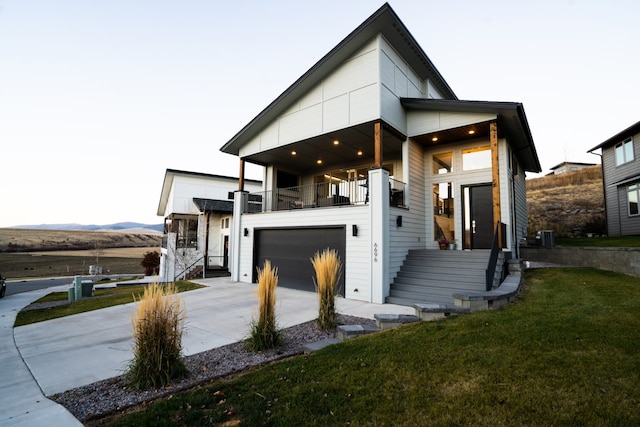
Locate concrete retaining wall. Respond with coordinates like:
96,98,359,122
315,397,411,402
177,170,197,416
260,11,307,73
521,246,640,278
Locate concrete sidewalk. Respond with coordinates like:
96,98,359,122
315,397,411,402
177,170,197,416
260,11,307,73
2,277,414,425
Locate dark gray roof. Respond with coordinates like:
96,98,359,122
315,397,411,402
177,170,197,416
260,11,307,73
588,120,640,153
220,3,456,157
192,198,234,213
400,98,542,173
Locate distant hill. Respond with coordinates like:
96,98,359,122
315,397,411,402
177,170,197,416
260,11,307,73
0,228,162,253
10,222,163,234
526,166,605,238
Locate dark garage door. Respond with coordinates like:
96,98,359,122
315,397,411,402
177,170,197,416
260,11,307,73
254,227,346,293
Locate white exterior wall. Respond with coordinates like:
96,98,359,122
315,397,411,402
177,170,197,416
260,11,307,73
239,38,381,158
207,212,232,266
423,138,514,251
164,175,261,216
406,111,497,137
237,206,371,301
379,36,424,135
388,139,427,284
426,80,444,99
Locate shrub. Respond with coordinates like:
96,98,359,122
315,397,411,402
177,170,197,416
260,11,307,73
127,283,187,389
311,248,342,331
247,260,281,351
583,215,606,235
141,250,160,276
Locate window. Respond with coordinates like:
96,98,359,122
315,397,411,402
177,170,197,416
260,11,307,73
462,146,491,171
433,182,454,243
628,184,640,216
615,138,634,166
432,152,452,174
173,216,198,248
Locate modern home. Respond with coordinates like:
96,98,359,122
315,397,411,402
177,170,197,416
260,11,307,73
156,168,262,282
220,3,541,305
548,161,596,175
588,120,640,236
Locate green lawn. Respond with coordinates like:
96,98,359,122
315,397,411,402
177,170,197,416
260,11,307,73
104,268,640,426
14,281,204,327
556,235,640,247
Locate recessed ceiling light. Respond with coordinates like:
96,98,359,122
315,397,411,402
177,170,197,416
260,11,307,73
291,150,297,156
468,130,475,135
317,159,323,164
432,136,438,142
333,140,339,146
357,150,363,156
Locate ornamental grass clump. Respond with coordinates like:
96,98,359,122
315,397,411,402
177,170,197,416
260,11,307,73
311,248,342,331
247,260,282,351
128,282,188,389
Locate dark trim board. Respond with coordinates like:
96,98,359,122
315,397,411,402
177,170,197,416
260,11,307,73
253,226,346,292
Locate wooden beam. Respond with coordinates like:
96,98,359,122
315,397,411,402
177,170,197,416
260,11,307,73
238,159,245,191
374,121,382,167
490,121,502,248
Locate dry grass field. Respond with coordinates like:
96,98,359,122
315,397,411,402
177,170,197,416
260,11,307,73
0,229,161,279
526,166,605,237
0,228,160,252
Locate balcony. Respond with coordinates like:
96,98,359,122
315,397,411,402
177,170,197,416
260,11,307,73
244,178,405,214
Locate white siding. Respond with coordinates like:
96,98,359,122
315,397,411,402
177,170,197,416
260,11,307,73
406,111,497,137
426,80,443,99
239,38,381,158
166,175,262,216
388,139,427,284
237,206,371,302
379,36,425,136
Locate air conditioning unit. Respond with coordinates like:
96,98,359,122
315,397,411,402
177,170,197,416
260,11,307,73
536,230,555,248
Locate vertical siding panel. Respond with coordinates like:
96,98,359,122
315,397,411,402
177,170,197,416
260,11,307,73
388,140,427,285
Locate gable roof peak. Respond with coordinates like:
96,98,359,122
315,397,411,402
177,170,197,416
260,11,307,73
220,2,456,156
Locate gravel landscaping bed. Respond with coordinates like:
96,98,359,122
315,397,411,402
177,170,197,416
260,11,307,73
51,315,375,423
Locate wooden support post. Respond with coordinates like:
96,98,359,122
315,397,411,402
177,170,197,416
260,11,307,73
490,121,502,248
238,159,245,191
374,121,382,168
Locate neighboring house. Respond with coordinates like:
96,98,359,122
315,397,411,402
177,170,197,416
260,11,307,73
220,3,541,305
588,120,640,236
548,161,596,175
156,168,262,282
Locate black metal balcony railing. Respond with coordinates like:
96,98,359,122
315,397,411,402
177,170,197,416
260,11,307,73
245,179,405,214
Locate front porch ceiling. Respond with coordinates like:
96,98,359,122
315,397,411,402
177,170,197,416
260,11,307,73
242,121,405,175
412,121,501,148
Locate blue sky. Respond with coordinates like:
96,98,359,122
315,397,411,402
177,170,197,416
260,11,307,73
1,0,638,227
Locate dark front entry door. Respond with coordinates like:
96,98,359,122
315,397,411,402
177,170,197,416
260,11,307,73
464,184,494,249
223,235,229,268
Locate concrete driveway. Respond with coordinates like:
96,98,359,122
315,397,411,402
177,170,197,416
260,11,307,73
2,277,414,425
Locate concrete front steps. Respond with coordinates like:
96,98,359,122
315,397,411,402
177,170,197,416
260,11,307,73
386,249,505,306
304,260,523,354
302,304,469,353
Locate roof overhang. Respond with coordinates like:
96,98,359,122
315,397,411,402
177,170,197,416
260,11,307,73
588,120,640,153
157,168,260,216
400,98,542,173
192,198,234,214
220,3,456,158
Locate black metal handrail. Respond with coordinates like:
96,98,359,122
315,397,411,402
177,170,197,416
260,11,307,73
485,222,501,291
174,255,204,281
